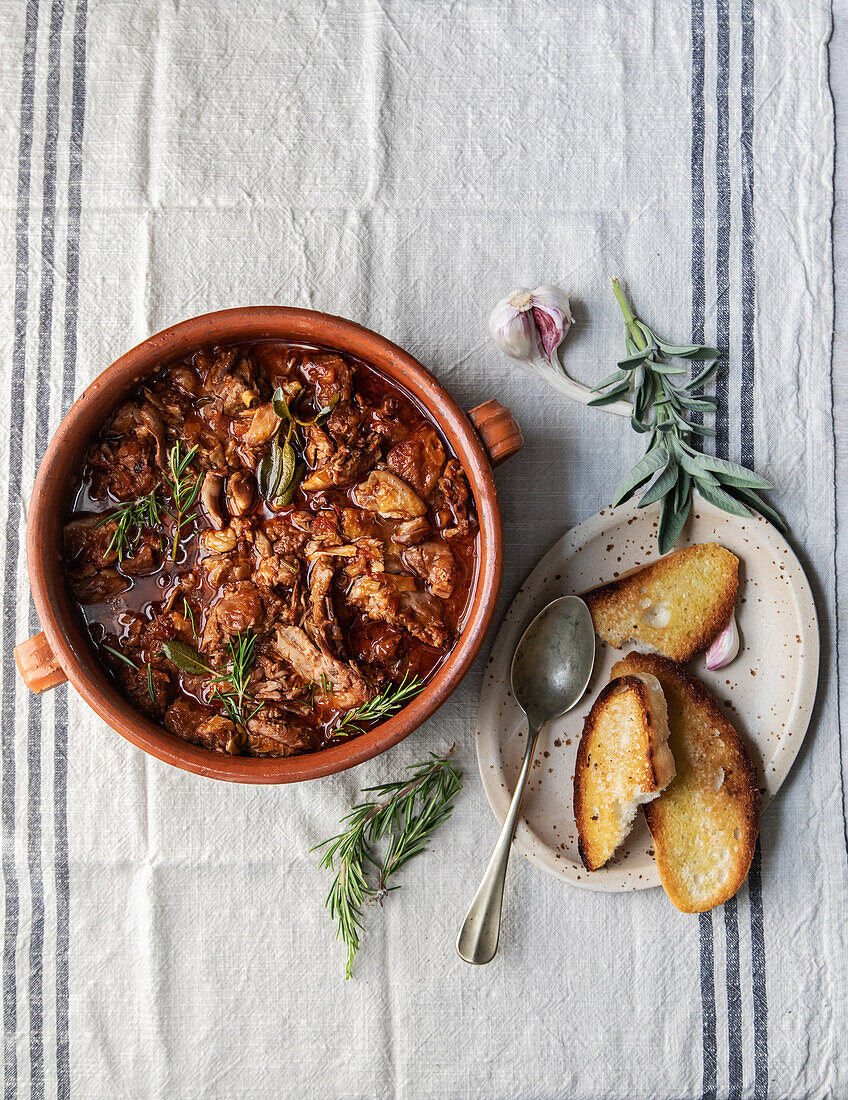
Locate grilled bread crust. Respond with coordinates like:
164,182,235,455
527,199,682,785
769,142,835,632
574,674,675,872
612,653,760,913
584,543,739,662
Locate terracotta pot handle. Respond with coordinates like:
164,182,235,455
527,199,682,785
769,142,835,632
15,631,68,694
467,400,523,467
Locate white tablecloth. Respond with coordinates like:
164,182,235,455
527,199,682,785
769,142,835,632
1,1,844,1097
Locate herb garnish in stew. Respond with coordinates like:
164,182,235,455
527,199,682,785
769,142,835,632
62,343,478,757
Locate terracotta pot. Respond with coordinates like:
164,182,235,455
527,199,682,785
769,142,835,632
15,308,522,783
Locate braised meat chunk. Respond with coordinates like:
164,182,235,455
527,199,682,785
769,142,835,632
62,341,478,758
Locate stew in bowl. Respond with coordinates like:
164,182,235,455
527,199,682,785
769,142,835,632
63,341,479,759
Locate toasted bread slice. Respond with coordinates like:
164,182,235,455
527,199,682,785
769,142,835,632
574,673,675,871
584,543,739,662
612,653,760,912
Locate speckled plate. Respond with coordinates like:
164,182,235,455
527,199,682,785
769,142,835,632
476,492,819,892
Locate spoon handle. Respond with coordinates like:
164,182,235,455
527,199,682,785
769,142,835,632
456,719,542,965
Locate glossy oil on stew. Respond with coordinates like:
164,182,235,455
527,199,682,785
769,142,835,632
62,343,478,757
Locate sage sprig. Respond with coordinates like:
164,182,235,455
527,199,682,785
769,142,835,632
256,387,338,507
591,278,784,553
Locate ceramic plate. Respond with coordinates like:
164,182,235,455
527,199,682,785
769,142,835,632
476,493,819,892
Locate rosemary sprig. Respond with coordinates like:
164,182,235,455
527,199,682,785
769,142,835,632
163,441,202,560
313,748,462,978
334,672,424,736
160,631,263,729
97,491,162,562
591,278,784,553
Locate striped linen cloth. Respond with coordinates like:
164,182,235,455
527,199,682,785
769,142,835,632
0,1,843,1097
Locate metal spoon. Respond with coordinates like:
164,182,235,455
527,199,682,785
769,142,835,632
456,596,595,965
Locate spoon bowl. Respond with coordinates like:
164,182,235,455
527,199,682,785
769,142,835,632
510,596,596,727
456,596,595,965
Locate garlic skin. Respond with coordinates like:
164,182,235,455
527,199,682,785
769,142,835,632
488,286,573,364
529,285,574,360
705,613,740,671
488,284,631,415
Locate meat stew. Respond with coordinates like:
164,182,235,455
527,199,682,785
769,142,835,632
62,342,478,758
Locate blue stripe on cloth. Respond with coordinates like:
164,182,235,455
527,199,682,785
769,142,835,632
28,3,67,1095
748,844,769,1099
740,1,769,1094
715,1,744,1096
715,0,731,461
4,1,41,1096
55,2,89,1095
691,4,717,1096
740,0,756,471
691,0,706,348
724,896,743,1099
699,912,717,1100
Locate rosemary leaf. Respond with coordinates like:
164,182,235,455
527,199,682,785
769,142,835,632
103,644,138,670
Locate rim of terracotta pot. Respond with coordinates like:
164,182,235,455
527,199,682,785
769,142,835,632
25,307,504,782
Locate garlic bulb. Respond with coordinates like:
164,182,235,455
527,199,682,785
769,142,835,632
705,613,740,671
488,285,631,415
488,287,573,363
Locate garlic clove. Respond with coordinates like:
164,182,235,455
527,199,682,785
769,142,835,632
487,289,542,362
528,285,574,361
705,613,740,670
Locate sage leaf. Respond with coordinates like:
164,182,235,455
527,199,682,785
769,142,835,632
588,382,630,406
677,395,718,412
272,387,293,422
313,393,341,421
273,460,304,508
278,440,297,493
677,449,719,482
674,468,692,513
643,361,687,377
727,485,787,532
638,460,679,508
592,370,629,392
685,360,720,391
612,447,667,507
694,480,752,517
257,441,285,500
160,640,213,675
658,492,691,554
689,453,772,489
617,347,653,369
